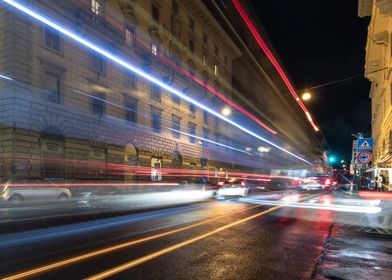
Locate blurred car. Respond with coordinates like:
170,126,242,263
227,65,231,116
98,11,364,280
216,178,249,197
299,174,333,191
0,177,72,205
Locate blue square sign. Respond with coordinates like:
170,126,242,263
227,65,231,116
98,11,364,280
357,138,373,151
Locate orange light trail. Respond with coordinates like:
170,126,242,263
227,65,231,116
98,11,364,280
0,205,261,280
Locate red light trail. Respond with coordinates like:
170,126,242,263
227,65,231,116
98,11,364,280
134,38,277,135
232,0,319,132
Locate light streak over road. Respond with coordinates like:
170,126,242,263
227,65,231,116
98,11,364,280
168,128,251,155
84,194,319,279
240,198,382,213
1,205,261,280
85,206,283,280
1,0,312,165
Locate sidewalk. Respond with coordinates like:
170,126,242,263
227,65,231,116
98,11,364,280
314,221,392,280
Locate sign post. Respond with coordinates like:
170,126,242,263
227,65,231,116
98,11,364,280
357,138,373,151
355,138,373,190
357,151,372,164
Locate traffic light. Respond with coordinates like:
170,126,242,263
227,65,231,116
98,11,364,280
328,156,336,163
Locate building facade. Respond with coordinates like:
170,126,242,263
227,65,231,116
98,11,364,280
0,0,244,182
359,0,392,187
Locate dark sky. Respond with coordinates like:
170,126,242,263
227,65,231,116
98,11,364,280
252,0,371,162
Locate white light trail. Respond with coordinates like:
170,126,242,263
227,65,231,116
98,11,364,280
240,198,382,214
168,128,251,155
0,74,12,80
2,0,312,165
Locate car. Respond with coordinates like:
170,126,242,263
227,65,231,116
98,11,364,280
0,177,72,205
216,178,249,197
299,174,333,191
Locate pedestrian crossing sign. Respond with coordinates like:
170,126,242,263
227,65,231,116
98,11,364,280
357,138,373,151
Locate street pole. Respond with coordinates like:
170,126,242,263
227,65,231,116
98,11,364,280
351,132,365,191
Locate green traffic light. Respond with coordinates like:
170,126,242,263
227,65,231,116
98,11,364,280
328,156,335,163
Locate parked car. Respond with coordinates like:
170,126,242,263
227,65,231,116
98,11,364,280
0,177,72,205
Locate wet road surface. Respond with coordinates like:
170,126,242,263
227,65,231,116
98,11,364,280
0,191,390,280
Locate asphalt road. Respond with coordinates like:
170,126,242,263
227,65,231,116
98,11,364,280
0,191,389,280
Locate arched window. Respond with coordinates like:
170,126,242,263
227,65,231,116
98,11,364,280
124,143,139,166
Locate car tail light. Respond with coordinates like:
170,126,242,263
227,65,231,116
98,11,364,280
240,181,246,187
325,178,331,185
217,181,224,186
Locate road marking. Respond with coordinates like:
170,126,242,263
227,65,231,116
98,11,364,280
1,205,261,280
85,206,282,280
85,193,319,280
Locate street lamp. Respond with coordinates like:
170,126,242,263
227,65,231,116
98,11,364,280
301,92,312,101
257,146,270,153
221,107,231,116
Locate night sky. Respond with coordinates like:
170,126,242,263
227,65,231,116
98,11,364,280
252,0,371,162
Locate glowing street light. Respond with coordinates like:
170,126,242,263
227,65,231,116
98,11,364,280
301,92,312,101
221,107,232,116
257,147,270,153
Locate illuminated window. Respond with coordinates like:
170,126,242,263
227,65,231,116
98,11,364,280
214,64,218,75
202,54,207,66
189,123,196,143
91,0,103,16
151,43,158,56
172,115,181,138
152,5,159,22
125,27,134,47
45,26,61,52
